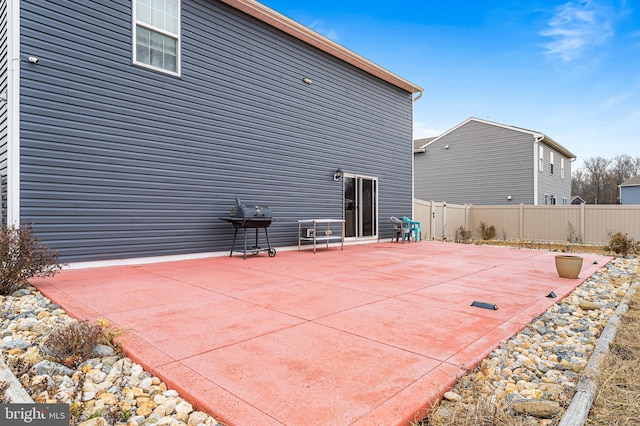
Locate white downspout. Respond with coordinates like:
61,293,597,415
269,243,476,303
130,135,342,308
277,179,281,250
411,91,423,219
533,135,543,206
7,0,21,226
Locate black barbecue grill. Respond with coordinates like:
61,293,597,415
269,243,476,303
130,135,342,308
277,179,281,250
220,198,276,259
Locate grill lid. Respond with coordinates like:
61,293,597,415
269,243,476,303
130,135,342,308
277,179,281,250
230,198,272,219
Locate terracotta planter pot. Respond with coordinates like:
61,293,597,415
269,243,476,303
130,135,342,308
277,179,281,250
555,255,584,279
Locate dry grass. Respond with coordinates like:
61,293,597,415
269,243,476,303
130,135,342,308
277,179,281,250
475,239,608,254
413,380,552,426
412,370,574,426
586,289,640,425
414,259,640,426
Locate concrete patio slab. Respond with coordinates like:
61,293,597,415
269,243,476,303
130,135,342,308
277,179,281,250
32,241,611,426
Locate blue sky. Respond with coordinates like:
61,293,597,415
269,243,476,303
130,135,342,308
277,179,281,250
259,0,640,168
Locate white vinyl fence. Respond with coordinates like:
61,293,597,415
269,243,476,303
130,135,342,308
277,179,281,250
414,199,640,245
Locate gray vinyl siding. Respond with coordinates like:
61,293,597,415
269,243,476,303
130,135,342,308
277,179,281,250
0,0,7,224
414,120,534,205
19,0,413,262
537,144,572,205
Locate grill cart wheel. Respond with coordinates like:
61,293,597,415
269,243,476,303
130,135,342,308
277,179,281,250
268,248,277,257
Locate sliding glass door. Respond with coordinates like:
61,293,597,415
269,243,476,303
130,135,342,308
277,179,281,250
343,174,378,238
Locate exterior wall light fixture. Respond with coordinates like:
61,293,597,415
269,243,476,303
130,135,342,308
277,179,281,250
333,169,343,181
302,77,313,85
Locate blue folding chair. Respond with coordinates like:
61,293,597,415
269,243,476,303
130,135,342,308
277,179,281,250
402,216,421,241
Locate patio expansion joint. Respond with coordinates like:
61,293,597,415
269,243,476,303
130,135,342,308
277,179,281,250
134,356,281,426
171,320,315,362
32,243,612,426
309,320,452,364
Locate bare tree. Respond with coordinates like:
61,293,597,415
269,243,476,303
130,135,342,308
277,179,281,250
582,156,611,204
610,154,640,185
571,168,588,201
572,155,640,204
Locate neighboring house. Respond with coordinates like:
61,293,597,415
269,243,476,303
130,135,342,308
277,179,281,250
0,0,422,262
414,117,576,205
571,196,586,205
619,176,640,205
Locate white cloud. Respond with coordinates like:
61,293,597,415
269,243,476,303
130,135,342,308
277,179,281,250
540,1,615,61
602,91,633,108
413,121,445,139
307,20,339,41
614,109,640,129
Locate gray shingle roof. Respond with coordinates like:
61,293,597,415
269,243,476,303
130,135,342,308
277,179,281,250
413,137,436,152
620,175,640,187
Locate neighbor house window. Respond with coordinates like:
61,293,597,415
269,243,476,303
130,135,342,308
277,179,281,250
544,194,549,205
134,0,180,75
561,158,565,179
550,152,554,174
562,197,568,205
538,146,544,172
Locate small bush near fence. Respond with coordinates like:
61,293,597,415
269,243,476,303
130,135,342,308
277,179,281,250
566,221,583,244
605,231,639,256
477,222,496,240
455,226,472,243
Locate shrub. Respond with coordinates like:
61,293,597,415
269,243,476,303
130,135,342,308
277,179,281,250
455,226,472,243
566,221,582,244
40,319,118,369
0,224,61,295
477,222,496,240
605,231,638,256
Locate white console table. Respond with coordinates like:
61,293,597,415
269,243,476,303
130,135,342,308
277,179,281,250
298,219,345,253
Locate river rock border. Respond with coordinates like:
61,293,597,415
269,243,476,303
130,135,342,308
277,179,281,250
1,289,223,425
2,257,638,426
426,256,639,425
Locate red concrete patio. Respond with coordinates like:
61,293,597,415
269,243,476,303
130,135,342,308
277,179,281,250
31,241,611,426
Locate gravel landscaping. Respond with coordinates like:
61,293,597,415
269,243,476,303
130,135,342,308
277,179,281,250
0,289,224,425
420,256,639,426
1,255,638,426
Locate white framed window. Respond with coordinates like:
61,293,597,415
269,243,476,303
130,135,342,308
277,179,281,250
550,152,554,174
133,0,180,75
560,158,565,179
538,146,544,172
562,197,568,205
544,194,549,205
